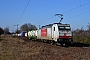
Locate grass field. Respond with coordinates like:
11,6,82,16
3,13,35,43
0,36,90,60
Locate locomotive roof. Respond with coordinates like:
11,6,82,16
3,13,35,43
42,23,70,28
57,24,70,26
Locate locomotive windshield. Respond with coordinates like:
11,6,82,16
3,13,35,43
58,26,71,30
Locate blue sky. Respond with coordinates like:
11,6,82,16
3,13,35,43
0,0,90,32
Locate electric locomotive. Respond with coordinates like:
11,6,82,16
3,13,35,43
27,14,73,45
37,23,73,45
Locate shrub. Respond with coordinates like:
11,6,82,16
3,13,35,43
73,26,90,44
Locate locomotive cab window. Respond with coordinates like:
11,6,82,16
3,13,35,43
65,26,71,30
58,26,71,30
54,27,55,31
58,26,64,30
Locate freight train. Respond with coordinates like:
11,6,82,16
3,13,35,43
27,23,73,46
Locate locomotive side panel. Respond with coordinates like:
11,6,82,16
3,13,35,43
52,24,59,42
37,29,41,39
40,28,47,39
38,28,52,40
41,29,47,37
47,28,52,40
37,24,59,41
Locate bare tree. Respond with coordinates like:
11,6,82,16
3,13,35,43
87,23,90,36
20,23,37,31
73,24,90,44
4,27,9,34
0,27,4,35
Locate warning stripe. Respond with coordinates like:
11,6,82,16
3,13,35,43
59,36,72,38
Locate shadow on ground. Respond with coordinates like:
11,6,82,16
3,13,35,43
70,42,90,47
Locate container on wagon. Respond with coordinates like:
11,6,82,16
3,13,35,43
20,31,27,37
28,30,37,39
25,32,27,37
12,33,17,36
18,33,21,36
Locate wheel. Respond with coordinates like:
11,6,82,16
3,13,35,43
50,40,54,45
43,40,47,43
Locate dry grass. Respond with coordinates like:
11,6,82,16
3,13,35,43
0,36,90,60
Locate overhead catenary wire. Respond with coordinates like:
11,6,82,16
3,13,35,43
13,0,30,32
35,16,54,26
62,1,90,20
15,0,90,28
34,1,75,26
13,24,19,33
17,0,30,23
36,1,90,26
63,1,90,14
66,11,90,19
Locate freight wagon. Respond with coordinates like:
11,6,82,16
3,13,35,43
37,23,73,45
